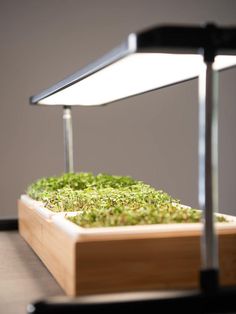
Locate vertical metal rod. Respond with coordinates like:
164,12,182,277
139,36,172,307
63,106,74,173
198,61,219,270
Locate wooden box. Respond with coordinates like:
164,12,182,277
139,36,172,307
18,195,236,297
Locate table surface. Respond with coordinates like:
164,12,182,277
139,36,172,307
0,231,64,314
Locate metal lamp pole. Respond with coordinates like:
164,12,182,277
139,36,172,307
63,105,74,173
199,45,219,291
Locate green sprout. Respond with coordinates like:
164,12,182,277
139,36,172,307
27,172,227,227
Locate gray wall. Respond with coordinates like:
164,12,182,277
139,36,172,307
0,0,236,218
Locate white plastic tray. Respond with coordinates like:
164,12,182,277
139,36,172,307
20,194,236,240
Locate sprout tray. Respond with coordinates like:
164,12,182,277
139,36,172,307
18,195,236,296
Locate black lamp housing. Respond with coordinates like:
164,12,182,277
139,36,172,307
30,23,236,107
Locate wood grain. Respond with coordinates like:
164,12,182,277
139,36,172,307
18,200,76,296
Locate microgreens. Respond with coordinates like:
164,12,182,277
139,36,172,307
27,172,227,227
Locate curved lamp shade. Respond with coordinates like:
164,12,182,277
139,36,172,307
30,24,236,106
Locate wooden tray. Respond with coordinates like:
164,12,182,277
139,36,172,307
18,195,236,296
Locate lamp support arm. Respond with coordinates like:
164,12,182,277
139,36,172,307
198,59,219,291
63,106,74,173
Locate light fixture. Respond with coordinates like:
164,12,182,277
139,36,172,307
30,23,236,294
31,26,236,107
